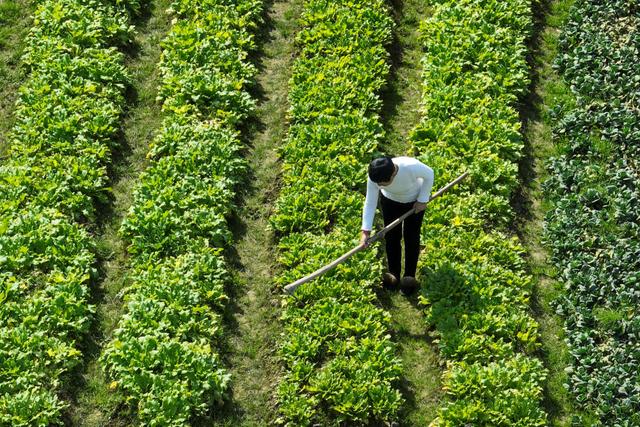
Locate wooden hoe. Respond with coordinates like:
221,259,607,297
284,171,469,294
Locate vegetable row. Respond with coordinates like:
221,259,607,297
410,0,547,424
0,0,139,424
544,1,640,424
271,0,403,424
100,0,262,424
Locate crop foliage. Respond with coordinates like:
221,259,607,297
100,0,263,424
271,0,404,425
411,0,548,424
544,1,640,424
0,0,139,424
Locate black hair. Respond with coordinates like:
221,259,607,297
368,156,395,183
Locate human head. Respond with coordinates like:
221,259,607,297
368,156,395,184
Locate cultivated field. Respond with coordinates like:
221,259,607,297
0,0,638,425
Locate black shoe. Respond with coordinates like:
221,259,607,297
400,276,419,295
382,273,399,291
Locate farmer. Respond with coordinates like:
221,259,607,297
360,156,434,295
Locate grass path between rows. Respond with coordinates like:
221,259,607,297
515,0,579,425
209,0,301,425
0,0,32,155
378,1,443,425
65,2,172,424
382,0,430,158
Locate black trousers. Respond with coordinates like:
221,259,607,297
380,194,425,278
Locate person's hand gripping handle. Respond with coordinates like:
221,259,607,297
359,230,371,248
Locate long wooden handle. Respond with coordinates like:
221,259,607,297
283,171,469,294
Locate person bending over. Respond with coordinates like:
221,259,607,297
360,156,434,295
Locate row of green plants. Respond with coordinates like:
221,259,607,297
271,0,404,424
544,0,640,423
410,0,548,424
100,0,262,424
0,0,140,424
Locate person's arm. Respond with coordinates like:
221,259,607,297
360,178,379,246
414,161,434,211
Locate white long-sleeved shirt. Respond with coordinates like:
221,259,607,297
361,157,434,231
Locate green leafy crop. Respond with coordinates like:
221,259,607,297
271,0,403,425
544,0,640,423
410,0,547,425
0,0,138,423
101,0,262,424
